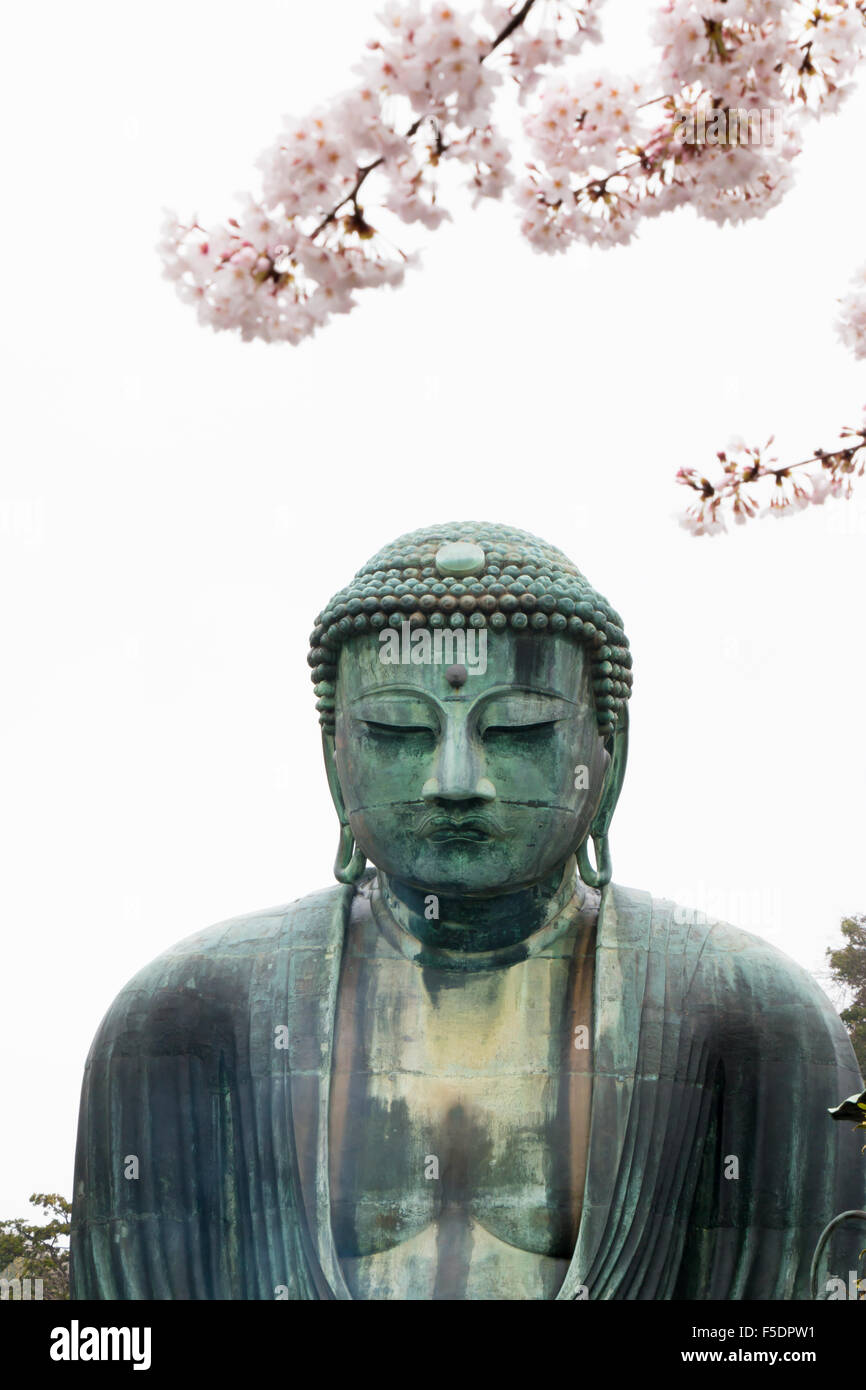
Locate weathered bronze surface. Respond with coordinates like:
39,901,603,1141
71,522,865,1299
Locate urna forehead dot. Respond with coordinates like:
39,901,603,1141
435,540,486,578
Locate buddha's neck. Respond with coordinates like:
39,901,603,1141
373,858,583,967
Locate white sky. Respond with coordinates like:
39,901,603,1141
2,0,865,1219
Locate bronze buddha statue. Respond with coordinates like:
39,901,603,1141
71,522,864,1299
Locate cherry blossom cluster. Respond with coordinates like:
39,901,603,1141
161,0,864,344
837,261,866,360
520,0,865,249
677,415,866,534
160,1,603,344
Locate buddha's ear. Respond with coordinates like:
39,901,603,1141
595,705,629,835
322,730,348,823
577,706,629,890
322,729,367,885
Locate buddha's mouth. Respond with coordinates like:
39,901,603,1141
427,825,489,843
418,811,506,843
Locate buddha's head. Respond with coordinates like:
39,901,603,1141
308,523,632,900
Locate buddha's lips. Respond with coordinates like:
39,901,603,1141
417,811,506,843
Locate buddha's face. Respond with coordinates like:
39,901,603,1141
332,629,609,896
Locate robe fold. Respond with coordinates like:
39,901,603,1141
70,880,865,1300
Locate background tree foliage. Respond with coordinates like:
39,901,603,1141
0,1193,70,1299
826,914,866,1078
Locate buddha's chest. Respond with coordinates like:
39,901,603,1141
328,918,593,1299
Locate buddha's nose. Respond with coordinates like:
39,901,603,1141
422,726,495,803
422,775,496,802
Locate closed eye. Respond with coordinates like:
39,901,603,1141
482,721,558,741
361,720,435,740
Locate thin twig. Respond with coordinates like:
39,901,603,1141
309,160,384,238
309,117,426,239
486,0,538,55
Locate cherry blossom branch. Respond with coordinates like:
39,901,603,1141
161,1,865,334
677,424,866,535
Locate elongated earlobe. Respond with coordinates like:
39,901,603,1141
577,832,612,890
322,730,367,885
575,710,628,891
334,823,367,885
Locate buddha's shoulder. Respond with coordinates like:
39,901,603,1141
151,880,352,964
607,882,835,1016
86,882,351,1050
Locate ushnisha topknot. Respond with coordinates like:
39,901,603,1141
308,521,633,736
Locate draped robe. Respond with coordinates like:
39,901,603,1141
70,879,865,1300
